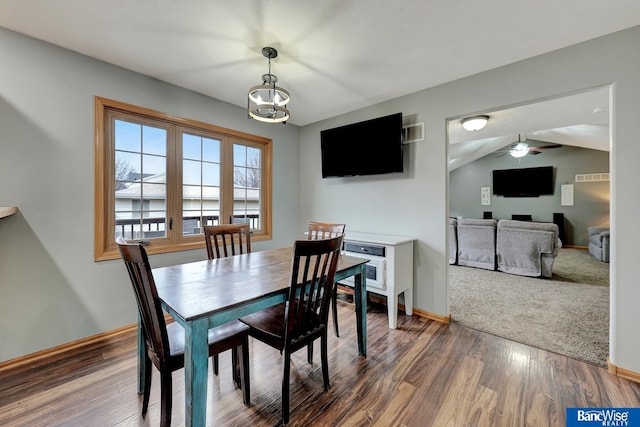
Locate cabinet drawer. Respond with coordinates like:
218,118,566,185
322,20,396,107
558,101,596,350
343,241,385,257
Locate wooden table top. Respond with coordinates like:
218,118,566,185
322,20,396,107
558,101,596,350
153,247,368,322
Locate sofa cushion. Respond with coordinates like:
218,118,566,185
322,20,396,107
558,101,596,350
456,218,497,271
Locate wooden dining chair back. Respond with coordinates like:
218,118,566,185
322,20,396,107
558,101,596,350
202,223,251,375
307,221,345,240
240,235,343,425
307,221,346,337
117,238,250,427
204,224,251,260
118,239,171,369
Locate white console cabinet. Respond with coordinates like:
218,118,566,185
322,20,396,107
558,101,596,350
341,231,414,329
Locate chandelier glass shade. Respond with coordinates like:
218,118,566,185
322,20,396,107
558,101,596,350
247,47,290,123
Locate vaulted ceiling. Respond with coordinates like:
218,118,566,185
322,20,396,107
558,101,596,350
448,86,610,170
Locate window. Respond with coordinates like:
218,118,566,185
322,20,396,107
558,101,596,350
95,97,272,261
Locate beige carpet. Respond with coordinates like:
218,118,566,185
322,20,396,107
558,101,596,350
449,248,609,366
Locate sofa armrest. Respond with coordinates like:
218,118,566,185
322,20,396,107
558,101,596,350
588,226,610,237
496,220,560,277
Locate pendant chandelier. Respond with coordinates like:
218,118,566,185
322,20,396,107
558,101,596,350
247,47,290,124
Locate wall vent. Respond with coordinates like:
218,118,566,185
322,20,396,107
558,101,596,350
402,122,424,143
575,172,610,182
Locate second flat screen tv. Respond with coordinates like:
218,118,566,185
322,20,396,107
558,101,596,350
492,166,554,197
320,112,403,178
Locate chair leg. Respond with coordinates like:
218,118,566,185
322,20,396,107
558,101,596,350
332,285,340,337
282,352,291,425
321,334,330,390
142,354,152,417
240,339,251,406
213,354,219,375
160,371,173,427
231,347,239,386
307,342,313,364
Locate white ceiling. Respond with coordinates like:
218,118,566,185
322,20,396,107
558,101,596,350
0,1,635,157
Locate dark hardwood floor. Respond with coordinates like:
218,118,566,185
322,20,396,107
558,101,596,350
1,300,639,426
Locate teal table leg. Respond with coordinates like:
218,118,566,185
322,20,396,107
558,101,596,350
184,319,209,427
353,265,367,356
137,315,145,394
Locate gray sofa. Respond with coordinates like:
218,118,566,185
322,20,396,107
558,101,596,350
496,220,562,278
456,218,497,270
588,226,610,262
448,218,457,264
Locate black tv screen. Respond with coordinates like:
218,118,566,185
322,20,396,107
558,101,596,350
492,166,554,197
320,112,403,178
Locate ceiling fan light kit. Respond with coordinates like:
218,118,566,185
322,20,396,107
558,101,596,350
507,135,563,158
461,115,489,131
247,46,290,124
509,145,529,158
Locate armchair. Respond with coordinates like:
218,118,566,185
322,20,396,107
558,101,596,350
496,220,562,278
588,226,610,263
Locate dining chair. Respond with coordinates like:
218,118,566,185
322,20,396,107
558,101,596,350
203,223,251,260
203,223,251,374
117,238,250,427
307,221,345,240
240,235,343,425
307,222,346,337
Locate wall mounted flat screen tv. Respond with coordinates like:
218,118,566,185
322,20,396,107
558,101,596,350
320,112,403,178
492,166,554,197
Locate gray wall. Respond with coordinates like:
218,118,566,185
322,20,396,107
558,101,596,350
299,26,640,374
3,25,640,377
0,27,301,362
450,146,610,246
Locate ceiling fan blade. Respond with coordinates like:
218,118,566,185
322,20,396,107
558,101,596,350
529,144,563,150
529,150,542,155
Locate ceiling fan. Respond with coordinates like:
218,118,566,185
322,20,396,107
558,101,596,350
497,134,563,158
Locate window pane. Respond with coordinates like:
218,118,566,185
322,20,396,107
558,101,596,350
181,133,222,236
202,163,220,186
143,126,166,156
142,154,166,180
115,189,144,215
247,146,261,167
232,143,262,230
234,144,247,167
112,117,168,242
183,133,202,160
246,167,261,189
142,185,167,210
183,185,202,203
115,120,141,152
183,159,202,186
203,137,221,163
115,151,141,186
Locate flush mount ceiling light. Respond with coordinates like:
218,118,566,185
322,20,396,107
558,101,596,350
247,46,290,124
461,115,489,131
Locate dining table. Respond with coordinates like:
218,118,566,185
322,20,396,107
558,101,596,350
138,246,369,427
